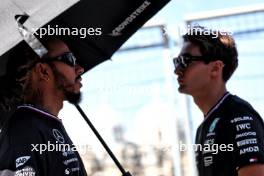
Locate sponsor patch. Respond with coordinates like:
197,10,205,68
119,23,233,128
65,168,71,175
240,146,259,155
62,150,74,157
235,132,256,139
109,0,151,36
71,167,80,172
204,156,213,167
15,166,35,176
237,138,257,147
249,158,258,163
236,123,251,131
63,158,78,165
231,116,253,123
16,156,31,168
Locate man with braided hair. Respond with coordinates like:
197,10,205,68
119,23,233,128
0,39,87,176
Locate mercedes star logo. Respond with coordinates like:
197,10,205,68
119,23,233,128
52,129,65,144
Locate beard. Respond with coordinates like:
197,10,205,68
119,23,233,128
51,64,82,104
64,91,82,104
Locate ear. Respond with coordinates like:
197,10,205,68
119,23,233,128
33,63,52,82
210,60,224,78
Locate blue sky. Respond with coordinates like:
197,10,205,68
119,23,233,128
159,0,264,24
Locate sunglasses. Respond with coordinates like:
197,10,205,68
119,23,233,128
173,54,205,69
43,52,77,67
15,52,77,84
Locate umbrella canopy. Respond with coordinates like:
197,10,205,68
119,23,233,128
0,0,171,75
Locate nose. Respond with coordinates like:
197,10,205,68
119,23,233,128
174,65,184,75
173,58,183,75
75,64,84,75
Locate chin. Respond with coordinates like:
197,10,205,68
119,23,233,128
74,89,81,94
178,85,186,93
65,91,82,104
178,86,191,95
74,84,82,92
77,81,82,88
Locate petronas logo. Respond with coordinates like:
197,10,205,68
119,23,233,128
209,118,220,133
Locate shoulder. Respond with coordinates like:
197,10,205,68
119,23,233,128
7,107,43,131
214,94,264,141
225,94,259,115
219,94,262,124
1,108,44,144
8,106,61,130
2,106,61,142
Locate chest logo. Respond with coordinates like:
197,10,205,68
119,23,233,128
52,129,65,144
16,156,31,168
209,118,220,133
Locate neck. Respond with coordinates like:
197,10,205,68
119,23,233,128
24,88,63,117
192,84,227,117
30,101,62,117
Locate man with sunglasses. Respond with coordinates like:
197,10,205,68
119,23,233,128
0,38,87,175
174,26,264,176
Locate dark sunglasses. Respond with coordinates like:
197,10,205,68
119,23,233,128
15,52,77,83
173,54,205,69
43,52,77,67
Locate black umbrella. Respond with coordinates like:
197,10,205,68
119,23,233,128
1,0,171,74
